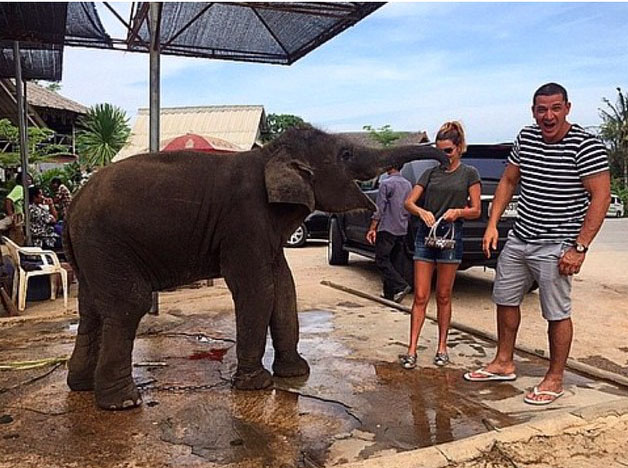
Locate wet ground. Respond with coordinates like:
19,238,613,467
1,284,626,468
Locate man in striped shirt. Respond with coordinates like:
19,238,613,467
464,83,611,405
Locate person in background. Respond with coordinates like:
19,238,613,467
366,164,413,303
464,83,611,405
28,185,60,250
400,121,481,369
3,171,32,245
50,177,72,221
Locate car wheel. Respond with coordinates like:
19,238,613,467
286,224,307,247
328,218,349,265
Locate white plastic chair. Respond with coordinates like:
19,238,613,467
2,236,68,311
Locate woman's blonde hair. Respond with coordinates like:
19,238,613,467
436,121,467,154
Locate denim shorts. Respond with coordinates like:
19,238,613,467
493,231,572,321
413,220,463,264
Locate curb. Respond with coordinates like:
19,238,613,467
321,280,628,389
338,398,628,468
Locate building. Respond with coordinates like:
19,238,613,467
0,79,87,157
113,105,268,162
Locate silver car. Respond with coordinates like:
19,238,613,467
607,194,625,218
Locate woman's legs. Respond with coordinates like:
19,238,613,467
434,263,459,355
407,260,435,356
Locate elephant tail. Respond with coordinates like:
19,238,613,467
62,214,79,277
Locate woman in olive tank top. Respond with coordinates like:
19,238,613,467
399,122,482,369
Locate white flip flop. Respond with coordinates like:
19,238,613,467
463,368,517,382
523,386,565,405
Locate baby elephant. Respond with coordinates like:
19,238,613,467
64,126,446,409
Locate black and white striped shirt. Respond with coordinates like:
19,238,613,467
509,124,609,243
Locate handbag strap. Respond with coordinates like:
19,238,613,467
427,216,455,240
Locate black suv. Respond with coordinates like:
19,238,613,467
327,144,519,270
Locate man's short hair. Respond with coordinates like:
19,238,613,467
533,82,568,106
386,164,403,172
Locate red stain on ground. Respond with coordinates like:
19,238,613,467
188,348,228,362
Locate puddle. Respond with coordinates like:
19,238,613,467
3,307,627,468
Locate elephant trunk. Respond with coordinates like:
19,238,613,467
350,144,448,181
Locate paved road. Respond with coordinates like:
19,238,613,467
594,217,628,251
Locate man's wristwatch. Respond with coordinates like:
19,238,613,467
573,242,588,254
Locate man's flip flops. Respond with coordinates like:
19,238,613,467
463,368,517,382
523,386,565,405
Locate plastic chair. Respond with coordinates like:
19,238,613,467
1,236,68,311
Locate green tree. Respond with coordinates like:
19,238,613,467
263,113,306,142
363,124,402,148
599,87,628,188
0,118,70,166
76,103,131,167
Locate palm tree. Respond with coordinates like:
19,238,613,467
76,103,131,167
599,87,628,187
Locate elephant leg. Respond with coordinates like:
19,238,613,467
270,253,310,378
93,286,151,410
67,280,101,391
221,248,274,391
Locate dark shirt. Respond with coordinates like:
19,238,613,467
372,172,412,236
417,163,481,220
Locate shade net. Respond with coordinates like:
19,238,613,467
129,2,384,64
0,2,111,80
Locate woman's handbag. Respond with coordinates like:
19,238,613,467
424,216,456,250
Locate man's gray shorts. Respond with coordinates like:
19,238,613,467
493,232,572,321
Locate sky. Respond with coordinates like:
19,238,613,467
56,2,628,143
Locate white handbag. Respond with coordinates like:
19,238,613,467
424,216,456,250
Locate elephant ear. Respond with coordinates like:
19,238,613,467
265,153,315,211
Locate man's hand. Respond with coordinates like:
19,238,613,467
558,248,585,276
418,209,436,227
483,225,499,258
366,229,376,245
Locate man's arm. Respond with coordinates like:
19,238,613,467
4,198,14,217
367,182,388,244
558,171,611,276
483,164,520,257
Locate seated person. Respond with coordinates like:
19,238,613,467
50,177,72,221
28,185,61,250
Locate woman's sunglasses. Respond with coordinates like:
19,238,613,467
442,147,455,154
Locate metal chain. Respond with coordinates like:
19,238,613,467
139,380,230,392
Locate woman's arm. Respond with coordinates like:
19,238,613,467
404,185,435,226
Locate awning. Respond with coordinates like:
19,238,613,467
0,2,112,80
126,2,384,64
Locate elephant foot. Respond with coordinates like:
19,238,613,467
95,380,143,411
67,372,95,392
233,367,273,390
272,354,310,378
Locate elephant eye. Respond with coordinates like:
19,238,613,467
340,148,353,162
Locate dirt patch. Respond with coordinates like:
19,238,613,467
454,414,628,468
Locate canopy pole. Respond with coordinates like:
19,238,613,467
14,41,31,246
148,2,161,315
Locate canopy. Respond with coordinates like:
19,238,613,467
127,2,384,64
0,2,112,80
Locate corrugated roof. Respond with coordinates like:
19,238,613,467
337,131,430,148
113,105,266,161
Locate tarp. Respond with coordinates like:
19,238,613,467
0,2,112,80
127,2,384,64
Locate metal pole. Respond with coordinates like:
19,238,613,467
148,2,161,314
14,41,31,246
